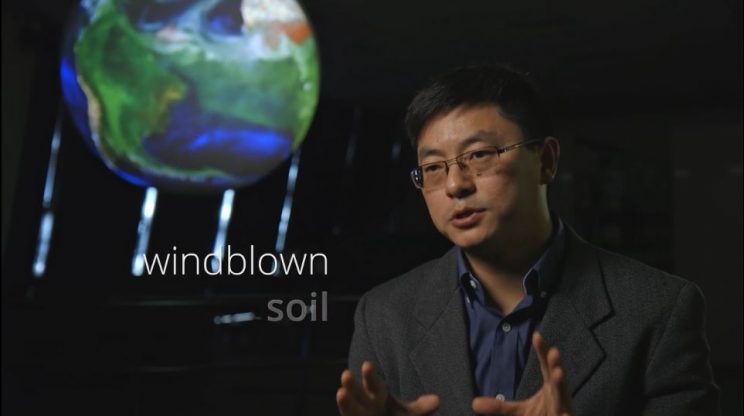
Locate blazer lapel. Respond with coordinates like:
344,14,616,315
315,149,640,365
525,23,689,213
516,227,613,400
409,248,475,415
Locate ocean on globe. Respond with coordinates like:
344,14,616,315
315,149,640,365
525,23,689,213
60,0,320,192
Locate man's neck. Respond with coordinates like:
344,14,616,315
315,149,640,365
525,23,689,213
463,215,553,314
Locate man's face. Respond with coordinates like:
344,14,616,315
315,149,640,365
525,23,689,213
416,105,549,251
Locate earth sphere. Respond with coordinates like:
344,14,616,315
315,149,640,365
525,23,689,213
60,0,320,192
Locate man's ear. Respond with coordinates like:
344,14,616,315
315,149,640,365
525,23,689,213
539,137,560,185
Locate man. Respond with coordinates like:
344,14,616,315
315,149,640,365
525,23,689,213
336,65,719,415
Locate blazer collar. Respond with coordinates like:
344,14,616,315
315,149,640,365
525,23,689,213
516,225,613,399
409,247,476,414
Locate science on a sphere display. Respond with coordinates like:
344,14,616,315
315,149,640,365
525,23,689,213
60,0,320,192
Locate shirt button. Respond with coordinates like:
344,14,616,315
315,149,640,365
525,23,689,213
470,279,477,289
495,393,506,401
540,291,548,298
501,322,512,333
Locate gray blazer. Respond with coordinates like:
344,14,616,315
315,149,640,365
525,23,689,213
348,228,719,415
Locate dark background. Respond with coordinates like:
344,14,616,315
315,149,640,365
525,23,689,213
2,0,741,415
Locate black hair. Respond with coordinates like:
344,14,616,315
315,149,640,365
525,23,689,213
404,64,553,148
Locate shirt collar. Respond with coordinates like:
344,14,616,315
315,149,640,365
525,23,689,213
457,212,566,304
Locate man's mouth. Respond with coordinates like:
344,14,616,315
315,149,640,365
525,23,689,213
450,208,485,227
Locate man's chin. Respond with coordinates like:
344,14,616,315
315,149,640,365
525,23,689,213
446,227,501,252
448,233,488,251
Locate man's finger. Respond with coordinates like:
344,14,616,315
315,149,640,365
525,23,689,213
553,367,573,413
403,394,440,415
547,347,573,412
532,331,551,383
547,346,562,372
341,369,373,408
472,396,521,416
361,361,386,398
336,386,366,416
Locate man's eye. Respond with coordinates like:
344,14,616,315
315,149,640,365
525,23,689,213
423,164,443,173
470,150,494,160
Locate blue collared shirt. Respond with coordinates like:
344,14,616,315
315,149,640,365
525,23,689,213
457,216,566,400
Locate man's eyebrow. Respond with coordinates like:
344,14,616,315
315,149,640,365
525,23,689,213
418,131,500,159
418,147,445,159
457,131,500,151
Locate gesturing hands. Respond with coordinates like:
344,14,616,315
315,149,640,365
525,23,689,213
472,332,573,416
336,361,440,416
338,332,571,416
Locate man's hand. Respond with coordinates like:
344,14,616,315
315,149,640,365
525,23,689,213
472,332,573,416
337,361,440,416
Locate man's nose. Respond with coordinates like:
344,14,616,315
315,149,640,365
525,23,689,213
444,163,475,198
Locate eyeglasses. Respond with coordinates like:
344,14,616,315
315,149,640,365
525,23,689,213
410,139,543,190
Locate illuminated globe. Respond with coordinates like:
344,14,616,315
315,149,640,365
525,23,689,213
60,0,320,191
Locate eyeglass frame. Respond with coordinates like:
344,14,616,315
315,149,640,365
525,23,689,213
409,138,544,189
